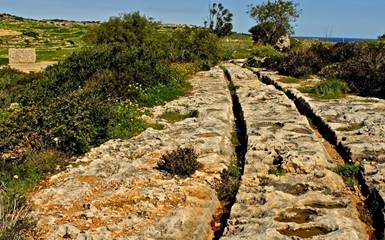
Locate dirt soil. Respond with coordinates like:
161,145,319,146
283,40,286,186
0,29,22,37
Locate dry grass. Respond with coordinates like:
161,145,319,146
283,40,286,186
0,192,32,240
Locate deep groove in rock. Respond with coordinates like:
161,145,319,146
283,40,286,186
258,71,384,240
212,69,248,240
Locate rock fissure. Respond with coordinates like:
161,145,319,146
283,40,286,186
255,67,384,240
212,68,249,240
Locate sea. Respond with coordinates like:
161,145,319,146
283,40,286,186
296,36,374,43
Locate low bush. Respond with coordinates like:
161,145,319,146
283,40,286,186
312,79,350,98
261,41,385,98
333,164,361,178
157,147,201,177
320,46,385,98
83,12,157,46
216,161,241,201
253,45,283,58
168,27,220,67
276,48,325,78
244,57,263,68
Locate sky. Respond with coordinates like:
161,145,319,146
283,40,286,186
1,0,385,39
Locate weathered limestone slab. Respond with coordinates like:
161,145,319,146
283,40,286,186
8,48,36,64
221,64,369,240
254,68,385,209
30,67,235,239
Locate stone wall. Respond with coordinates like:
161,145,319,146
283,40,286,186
8,48,36,64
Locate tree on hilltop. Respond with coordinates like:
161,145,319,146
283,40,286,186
248,0,300,45
204,2,233,37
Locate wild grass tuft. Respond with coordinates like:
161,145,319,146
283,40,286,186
300,79,350,99
280,76,304,84
0,194,33,240
160,110,199,123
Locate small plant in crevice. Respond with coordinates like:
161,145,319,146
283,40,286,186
157,147,201,177
268,166,285,176
160,110,199,123
216,160,241,202
333,163,361,188
268,154,285,176
230,131,240,146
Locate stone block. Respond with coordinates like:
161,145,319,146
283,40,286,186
8,48,36,64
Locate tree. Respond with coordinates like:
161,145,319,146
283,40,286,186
83,12,158,46
248,0,300,45
205,3,233,37
378,34,385,41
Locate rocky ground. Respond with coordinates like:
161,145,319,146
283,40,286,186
30,67,235,239
30,63,383,240
221,64,369,240
252,67,385,233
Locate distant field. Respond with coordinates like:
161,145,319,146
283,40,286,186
220,33,254,59
0,14,94,65
0,14,255,66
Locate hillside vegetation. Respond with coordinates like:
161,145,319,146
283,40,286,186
0,13,94,64
246,41,385,99
0,12,246,238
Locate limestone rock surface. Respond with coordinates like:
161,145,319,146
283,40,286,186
30,67,234,240
221,64,369,240
256,68,385,204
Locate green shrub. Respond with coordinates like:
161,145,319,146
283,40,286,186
253,45,283,58
157,147,201,177
333,164,361,178
216,161,241,201
168,28,220,67
245,57,263,68
83,12,157,46
312,79,350,98
319,45,385,98
276,48,324,77
333,164,361,188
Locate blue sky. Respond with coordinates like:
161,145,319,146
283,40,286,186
1,0,384,38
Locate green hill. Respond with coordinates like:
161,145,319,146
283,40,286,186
0,13,96,65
